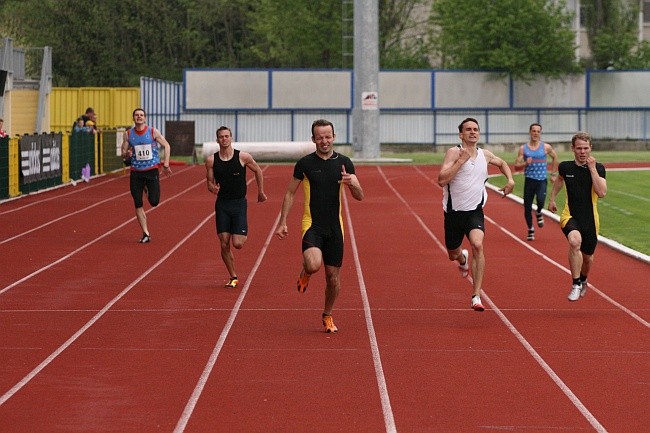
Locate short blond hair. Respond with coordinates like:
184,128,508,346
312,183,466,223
571,131,591,147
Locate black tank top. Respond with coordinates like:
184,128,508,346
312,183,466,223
213,149,246,200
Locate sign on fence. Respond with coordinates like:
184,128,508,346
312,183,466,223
165,121,195,158
20,133,62,185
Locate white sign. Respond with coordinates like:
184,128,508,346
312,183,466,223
361,91,378,110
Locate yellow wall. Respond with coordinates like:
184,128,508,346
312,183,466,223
11,89,40,135
1,87,139,136
49,87,140,133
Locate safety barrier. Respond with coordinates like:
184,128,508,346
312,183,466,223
0,130,125,200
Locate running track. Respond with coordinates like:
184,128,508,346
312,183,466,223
0,164,647,433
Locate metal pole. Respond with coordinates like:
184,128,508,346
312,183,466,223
352,0,380,159
575,0,581,62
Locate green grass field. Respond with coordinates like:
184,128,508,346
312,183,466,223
493,171,650,256
381,150,650,165
380,150,650,256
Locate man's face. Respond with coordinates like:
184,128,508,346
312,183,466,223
312,125,335,155
572,138,592,164
459,121,480,144
530,126,541,140
217,130,232,148
133,110,146,124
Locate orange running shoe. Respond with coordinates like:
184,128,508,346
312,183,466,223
225,277,238,288
296,269,310,293
322,314,338,333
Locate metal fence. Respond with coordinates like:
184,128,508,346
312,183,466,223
141,72,650,146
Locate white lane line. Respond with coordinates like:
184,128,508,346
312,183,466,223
482,212,649,329
487,173,650,264
0,165,194,214
0,180,204,296
1,166,195,243
1,190,131,245
173,212,280,433
342,192,397,433
0,212,214,407
480,290,608,433
382,166,609,433
607,188,649,202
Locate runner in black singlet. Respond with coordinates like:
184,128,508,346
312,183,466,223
206,126,266,288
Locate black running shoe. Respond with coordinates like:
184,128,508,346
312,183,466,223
527,229,535,241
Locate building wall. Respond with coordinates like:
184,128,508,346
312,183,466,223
49,87,140,133
11,89,40,135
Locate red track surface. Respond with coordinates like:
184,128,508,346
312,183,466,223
0,164,647,433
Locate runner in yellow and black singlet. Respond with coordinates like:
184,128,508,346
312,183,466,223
549,131,607,302
294,151,355,267
275,119,364,333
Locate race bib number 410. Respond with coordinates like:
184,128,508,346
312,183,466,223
134,144,154,161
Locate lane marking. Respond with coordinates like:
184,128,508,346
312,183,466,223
1,166,195,243
482,212,649,329
607,188,649,203
1,191,131,245
0,165,194,215
343,192,397,433
0,212,214,407
173,212,280,433
0,180,204,295
1,167,271,412
382,166,609,433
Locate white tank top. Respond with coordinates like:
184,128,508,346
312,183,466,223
442,147,488,212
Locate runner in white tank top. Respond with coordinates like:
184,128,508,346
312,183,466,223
442,146,488,212
438,118,515,312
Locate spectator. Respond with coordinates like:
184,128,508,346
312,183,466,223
0,118,7,138
71,107,95,132
73,117,90,133
85,111,100,134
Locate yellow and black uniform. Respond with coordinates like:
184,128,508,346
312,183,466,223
558,160,606,255
293,151,355,267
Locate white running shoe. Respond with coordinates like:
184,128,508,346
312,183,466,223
471,295,485,312
580,281,588,298
458,249,469,278
568,284,581,301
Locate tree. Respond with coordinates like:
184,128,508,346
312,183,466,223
246,0,432,69
428,0,581,80
246,0,343,68
581,0,650,69
0,0,252,86
379,0,432,69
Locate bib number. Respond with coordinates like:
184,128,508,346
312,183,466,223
134,144,153,161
